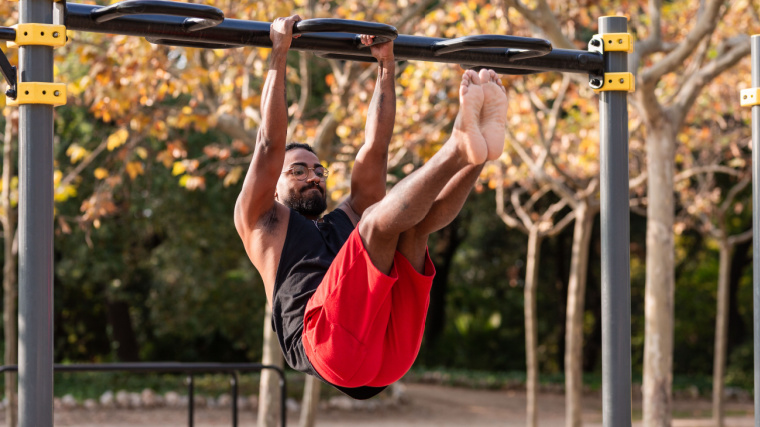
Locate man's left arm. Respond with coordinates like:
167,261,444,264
339,37,395,223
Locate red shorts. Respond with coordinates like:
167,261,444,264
302,227,435,388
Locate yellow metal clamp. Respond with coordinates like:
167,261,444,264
740,88,760,107
7,24,67,48
600,33,634,53
588,33,634,55
592,72,636,93
7,82,67,106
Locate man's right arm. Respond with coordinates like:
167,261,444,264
234,15,300,238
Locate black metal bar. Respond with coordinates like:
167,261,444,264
432,34,551,61
0,27,15,42
61,2,604,75
0,363,286,427
461,64,540,75
280,373,287,427
90,0,224,32
145,37,238,49
295,18,397,46
187,375,194,427
0,49,17,98
230,372,238,427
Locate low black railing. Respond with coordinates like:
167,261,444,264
0,362,287,427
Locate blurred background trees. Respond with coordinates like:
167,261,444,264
0,0,758,426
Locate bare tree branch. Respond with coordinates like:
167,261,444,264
728,228,753,246
502,0,575,50
719,174,751,214
671,35,751,123
511,189,534,228
544,208,575,237
60,140,108,188
675,164,743,182
639,0,724,87
496,164,528,232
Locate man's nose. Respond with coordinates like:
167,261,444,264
306,171,320,182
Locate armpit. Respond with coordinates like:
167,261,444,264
258,205,280,232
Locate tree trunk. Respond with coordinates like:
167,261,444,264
258,302,285,427
643,128,676,427
2,113,17,427
711,239,732,427
106,299,139,361
564,202,595,427
524,226,542,427
299,375,320,427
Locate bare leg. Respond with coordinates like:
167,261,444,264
397,70,508,271
359,69,493,274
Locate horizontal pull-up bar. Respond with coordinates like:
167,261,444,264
37,1,604,76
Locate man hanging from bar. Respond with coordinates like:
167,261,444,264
234,14,508,399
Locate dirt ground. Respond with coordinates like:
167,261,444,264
5,383,757,426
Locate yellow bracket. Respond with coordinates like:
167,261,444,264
740,88,760,107
7,24,66,48
600,33,634,53
593,72,636,93
7,82,67,106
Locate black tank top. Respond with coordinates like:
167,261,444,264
272,208,386,400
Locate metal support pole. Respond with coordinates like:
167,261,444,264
598,16,632,427
18,0,55,425
750,34,760,427
231,373,238,427
187,375,194,427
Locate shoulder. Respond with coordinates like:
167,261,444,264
238,203,291,298
335,198,360,226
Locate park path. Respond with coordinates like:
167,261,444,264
0,382,753,426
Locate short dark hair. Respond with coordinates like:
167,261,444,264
285,142,316,154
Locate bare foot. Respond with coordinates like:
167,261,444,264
451,69,488,165
478,69,507,161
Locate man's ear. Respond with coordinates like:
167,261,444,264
274,191,279,201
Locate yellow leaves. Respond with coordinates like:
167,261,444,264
53,170,77,203
336,125,352,139
107,129,129,151
80,191,117,224
94,168,109,180
172,161,186,176
125,161,144,180
179,175,206,191
135,147,148,159
223,166,244,187
66,144,90,164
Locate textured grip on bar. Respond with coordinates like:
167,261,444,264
90,0,224,32
432,35,552,61
294,18,398,46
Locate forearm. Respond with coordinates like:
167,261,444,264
259,49,289,145
349,59,396,213
236,48,289,224
363,59,396,154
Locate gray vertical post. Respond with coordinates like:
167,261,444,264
751,34,760,427
598,16,632,427
17,0,55,425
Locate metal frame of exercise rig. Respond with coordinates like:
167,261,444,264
0,1,635,426
741,35,760,427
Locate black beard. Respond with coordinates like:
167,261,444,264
284,185,327,217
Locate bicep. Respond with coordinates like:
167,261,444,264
347,146,388,216
235,135,284,233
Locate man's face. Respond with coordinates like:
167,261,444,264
276,148,328,218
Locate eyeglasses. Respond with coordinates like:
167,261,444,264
282,164,329,181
